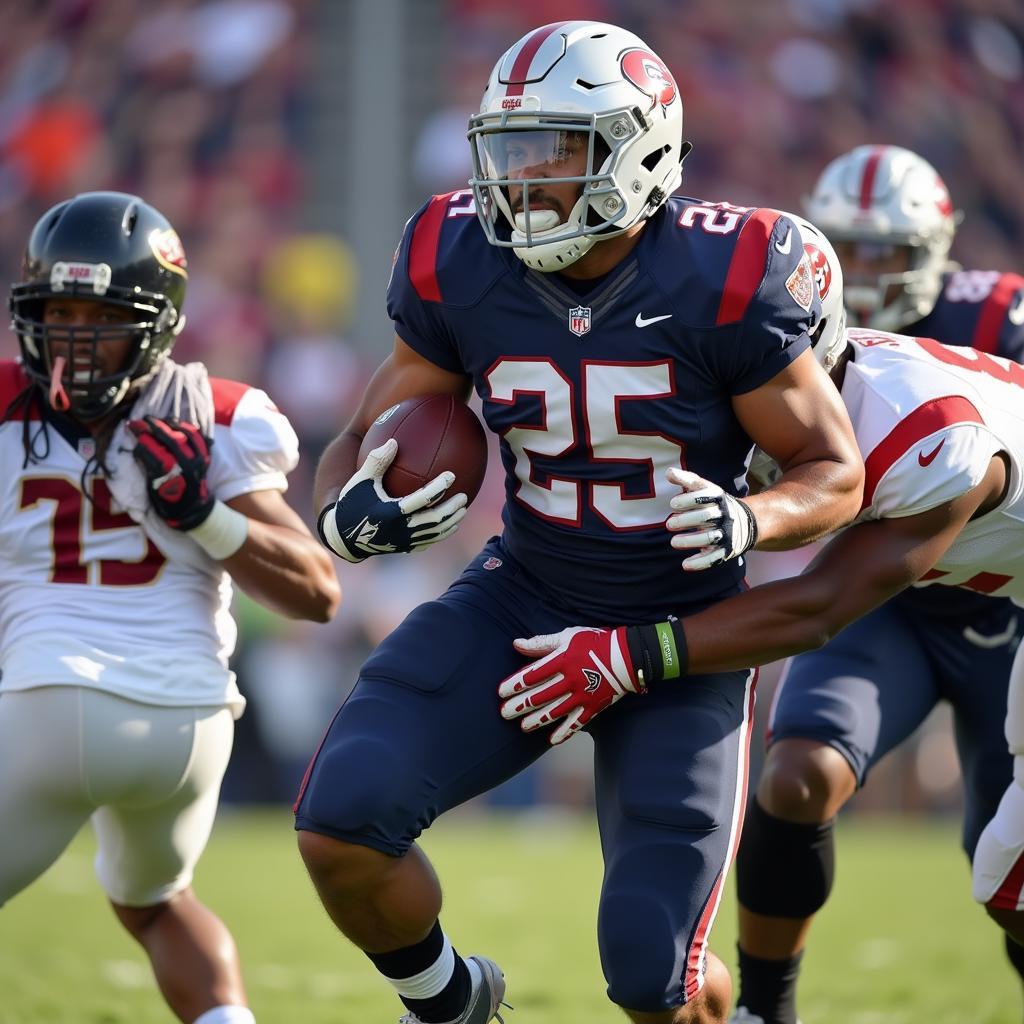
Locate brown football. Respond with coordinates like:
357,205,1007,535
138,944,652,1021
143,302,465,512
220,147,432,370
358,394,488,504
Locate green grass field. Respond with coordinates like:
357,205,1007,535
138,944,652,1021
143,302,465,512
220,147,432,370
0,808,1017,1024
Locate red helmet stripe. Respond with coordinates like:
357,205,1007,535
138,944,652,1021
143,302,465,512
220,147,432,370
972,273,1024,353
858,145,887,209
716,209,781,325
505,22,570,97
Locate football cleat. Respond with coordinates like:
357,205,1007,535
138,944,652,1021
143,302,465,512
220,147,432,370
398,955,508,1024
728,1009,803,1024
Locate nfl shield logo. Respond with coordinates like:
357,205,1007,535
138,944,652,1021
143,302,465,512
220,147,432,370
568,305,592,337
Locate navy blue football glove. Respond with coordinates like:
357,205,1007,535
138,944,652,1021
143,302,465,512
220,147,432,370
317,438,467,563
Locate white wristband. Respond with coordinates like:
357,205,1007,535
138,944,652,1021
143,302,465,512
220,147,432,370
187,500,249,560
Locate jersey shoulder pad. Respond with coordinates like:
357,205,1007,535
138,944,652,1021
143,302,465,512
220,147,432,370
209,376,253,426
0,361,30,415
658,198,803,327
929,269,1024,355
402,190,505,307
866,415,998,519
208,382,298,497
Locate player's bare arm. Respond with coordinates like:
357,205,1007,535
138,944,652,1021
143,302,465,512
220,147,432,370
732,348,864,548
678,450,1010,673
314,337,473,563
501,451,1009,743
221,490,340,622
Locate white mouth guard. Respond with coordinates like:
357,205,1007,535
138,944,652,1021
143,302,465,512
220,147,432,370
514,209,561,233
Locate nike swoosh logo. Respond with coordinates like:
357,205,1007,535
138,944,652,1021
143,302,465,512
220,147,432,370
918,439,945,467
774,228,792,255
1009,291,1024,326
635,312,673,328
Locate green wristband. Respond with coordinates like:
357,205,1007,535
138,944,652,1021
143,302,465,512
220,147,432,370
654,620,682,680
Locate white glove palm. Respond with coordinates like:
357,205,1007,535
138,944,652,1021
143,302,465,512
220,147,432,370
665,467,758,571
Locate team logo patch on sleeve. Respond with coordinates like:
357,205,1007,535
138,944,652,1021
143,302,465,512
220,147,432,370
568,305,592,337
785,252,814,312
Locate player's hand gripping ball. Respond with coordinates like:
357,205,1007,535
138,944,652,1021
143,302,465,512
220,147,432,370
318,395,487,563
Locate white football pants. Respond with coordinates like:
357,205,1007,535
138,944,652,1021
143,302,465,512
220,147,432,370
0,685,234,908
973,640,1024,908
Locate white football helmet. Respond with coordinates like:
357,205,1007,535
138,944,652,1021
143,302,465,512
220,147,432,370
747,214,846,491
468,21,688,272
804,145,958,331
788,213,847,371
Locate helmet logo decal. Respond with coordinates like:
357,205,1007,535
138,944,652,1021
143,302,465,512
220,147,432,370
50,261,112,295
148,228,188,278
934,176,953,217
804,243,832,300
621,49,677,110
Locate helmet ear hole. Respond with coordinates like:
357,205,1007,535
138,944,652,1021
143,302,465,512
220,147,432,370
641,145,669,173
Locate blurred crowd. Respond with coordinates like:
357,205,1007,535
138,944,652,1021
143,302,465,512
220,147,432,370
3,0,1022,809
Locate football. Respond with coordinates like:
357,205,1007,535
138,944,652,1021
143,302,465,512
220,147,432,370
359,394,488,504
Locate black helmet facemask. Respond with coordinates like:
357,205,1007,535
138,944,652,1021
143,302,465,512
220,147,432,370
10,191,187,421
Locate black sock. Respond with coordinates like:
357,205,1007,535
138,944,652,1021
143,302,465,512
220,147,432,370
736,946,803,1024
1005,931,1024,986
365,920,471,1022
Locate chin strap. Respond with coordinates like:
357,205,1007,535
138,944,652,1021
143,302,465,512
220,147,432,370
48,356,70,412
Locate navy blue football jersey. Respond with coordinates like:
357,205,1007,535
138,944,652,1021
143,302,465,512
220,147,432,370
916,268,1024,361
899,267,1024,618
387,192,821,623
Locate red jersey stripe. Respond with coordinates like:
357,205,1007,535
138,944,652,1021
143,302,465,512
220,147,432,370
683,670,756,1001
972,273,1024,354
716,209,780,325
861,395,984,511
504,22,569,97
859,146,886,209
0,360,31,417
961,571,1014,594
408,194,451,303
210,377,251,426
990,848,1024,910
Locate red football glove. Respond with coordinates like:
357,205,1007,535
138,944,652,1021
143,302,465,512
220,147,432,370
498,626,645,745
129,415,215,530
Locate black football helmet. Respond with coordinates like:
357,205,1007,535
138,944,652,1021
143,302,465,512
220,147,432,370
10,191,188,420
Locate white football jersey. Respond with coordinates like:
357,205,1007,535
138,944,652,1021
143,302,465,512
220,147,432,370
0,363,299,714
844,328,1024,601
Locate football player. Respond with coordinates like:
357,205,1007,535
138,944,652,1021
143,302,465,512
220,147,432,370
301,21,863,1024
0,191,340,1024
726,146,1024,1024
499,216,1024,1023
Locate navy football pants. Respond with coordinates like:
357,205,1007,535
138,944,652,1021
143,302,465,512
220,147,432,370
295,541,755,1010
769,591,1019,859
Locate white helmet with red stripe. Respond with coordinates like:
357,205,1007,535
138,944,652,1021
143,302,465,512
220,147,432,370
468,21,687,272
787,213,847,371
804,145,958,331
